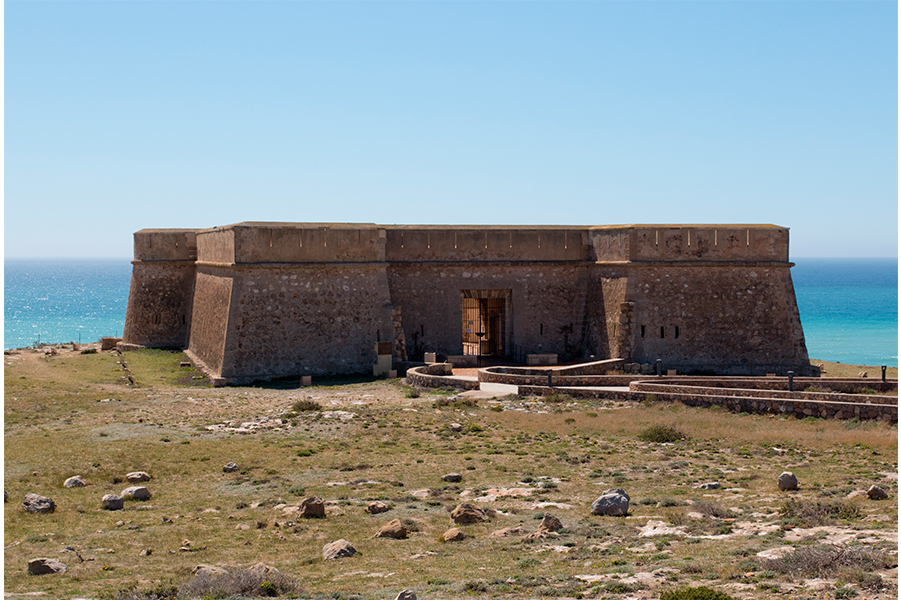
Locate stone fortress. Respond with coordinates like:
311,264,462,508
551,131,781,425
122,223,814,385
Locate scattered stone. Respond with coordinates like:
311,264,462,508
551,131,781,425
395,590,417,600
858,371,868,378
449,423,463,432
867,485,889,500
322,539,357,560
697,482,720,490
126,471,151,483
442,472,463,483
537,512,563,533
521,531,546,544
23,493,56,514
591,488,630,516
491,526,525,537
443,528,465,542
450,503,488,524
4,491,7,502
102,494,124,510
63,475,86,488
299,497,326,518
27,558,66,575
249,563,281,576
192,564,228,577
777,472,799,491
115,520,125,527
140,549,152,556
121,486,152,501
235,524,250,530
375,519,408,539
365,501,391,514
223,462,239,473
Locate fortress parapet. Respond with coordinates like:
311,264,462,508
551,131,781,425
122,229,198,349
121,223,812,384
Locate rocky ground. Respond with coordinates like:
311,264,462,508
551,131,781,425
4,345,898,600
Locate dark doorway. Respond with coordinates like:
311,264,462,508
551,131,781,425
461,290,510,358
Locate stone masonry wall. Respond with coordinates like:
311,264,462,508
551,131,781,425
626,264,810,374
185,269,234,377
387,263,588,361
217,264,393,381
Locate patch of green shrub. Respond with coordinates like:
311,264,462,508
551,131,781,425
660,586,737,600
638,424,686,443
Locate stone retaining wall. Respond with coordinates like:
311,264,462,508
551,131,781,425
632,381,898,406
516,384,897,422
406,366,481,391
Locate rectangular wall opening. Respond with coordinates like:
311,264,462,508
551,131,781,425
461,289,511,358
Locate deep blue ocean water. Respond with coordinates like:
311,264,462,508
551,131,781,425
3,257,898,366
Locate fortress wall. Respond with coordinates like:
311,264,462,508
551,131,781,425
122,230,198,348
628,226,788,262
386,263,588,360
122,263,196,348
133,229,198,261
385,227,588,263
229,224,384,264
186,269,235,377
216,264,392,380
627,264,810,374
196,228,236,264
588,228,630,262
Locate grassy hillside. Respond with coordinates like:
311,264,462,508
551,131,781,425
4,347,897,600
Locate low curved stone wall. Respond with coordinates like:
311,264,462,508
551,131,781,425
632,381,898,406
516,382,897,422
406,366,480,391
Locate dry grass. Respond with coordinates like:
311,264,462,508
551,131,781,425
3,348,897,600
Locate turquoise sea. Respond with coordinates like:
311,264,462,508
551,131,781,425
3,257,898,367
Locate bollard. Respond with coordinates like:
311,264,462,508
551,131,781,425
547,370,553,387
787,371,794,392
882,365,887,382
656,359,662,377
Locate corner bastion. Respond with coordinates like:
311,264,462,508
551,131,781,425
121,223,813,385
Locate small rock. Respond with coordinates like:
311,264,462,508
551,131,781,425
4,491,7,502
249,563,281,576
777,472,799,491
322,539,357,560
126,471,151,483
491,526,525,537
115,520,125,527
449,423,463,432
450,503,488,524
537,512,563,533
27,558,67,575
442,472,463,483
102,494,124,510
223,462,239,473
235,523,251,530
192,564,228,577
521,531,546,544
375,519,408,539
443,528,465,542
867,485,889,500
299,497,326,518
140,549,152,556
23,493,56,514
121,486,152,501
63,475,86,488
365,501,391,514
395,591,417,600
590,488,630,516
697,482,720,490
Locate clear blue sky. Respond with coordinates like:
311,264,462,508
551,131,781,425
5,1,898,258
